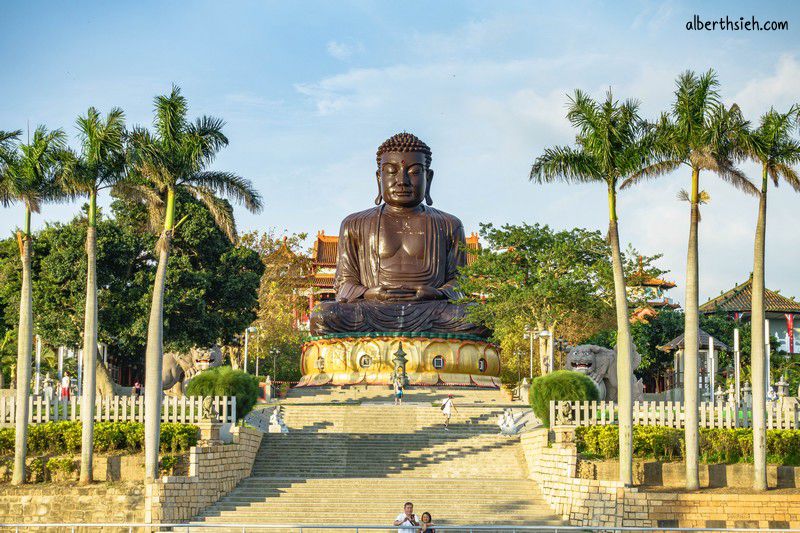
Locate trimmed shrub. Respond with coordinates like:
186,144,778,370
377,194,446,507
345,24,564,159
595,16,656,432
529,370,599,426
575,426,800,466
0,421,198,456
159,454,179,476
160,423,199,453
186,366,260,419
46,456,77,480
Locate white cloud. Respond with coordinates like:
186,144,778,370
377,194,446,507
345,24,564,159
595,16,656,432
326,40,363,61
734,55,800,116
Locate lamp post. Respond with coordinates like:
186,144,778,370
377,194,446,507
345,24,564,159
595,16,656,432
523,326,534,380
537,330,552,374
271,347,280,379
243,326,257,374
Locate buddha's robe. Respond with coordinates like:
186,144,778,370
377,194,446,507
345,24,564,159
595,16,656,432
310,205,489,337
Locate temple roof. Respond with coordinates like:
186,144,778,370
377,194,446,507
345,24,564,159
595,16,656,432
312,231,339,266
658,329,731,352
699,278,800,314
627,257,676,289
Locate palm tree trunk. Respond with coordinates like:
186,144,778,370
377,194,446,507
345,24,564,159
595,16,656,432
608,186,634,486
12,213,33,485
684,167,701,491
144,187,175,481
79,194,98,485
751,165,768,491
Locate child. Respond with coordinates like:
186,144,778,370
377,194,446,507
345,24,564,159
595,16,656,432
393,377,404,405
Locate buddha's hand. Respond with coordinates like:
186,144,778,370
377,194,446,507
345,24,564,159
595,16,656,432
411,285,444,301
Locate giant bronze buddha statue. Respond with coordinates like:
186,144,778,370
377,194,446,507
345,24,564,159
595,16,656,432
310,133,489,338
300,133,498,388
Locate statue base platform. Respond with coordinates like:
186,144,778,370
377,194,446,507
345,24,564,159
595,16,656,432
297,333,500,388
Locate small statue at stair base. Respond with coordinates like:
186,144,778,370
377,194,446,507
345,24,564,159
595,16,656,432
161,345,224,396
565,344,645,402
269,406,289,434
497,408,523,435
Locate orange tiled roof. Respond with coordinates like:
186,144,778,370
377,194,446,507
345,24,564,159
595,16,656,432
700,278,800,314
312,231,338,266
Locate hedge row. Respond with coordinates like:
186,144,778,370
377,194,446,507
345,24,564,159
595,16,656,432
0,422,198,456
576,426,800,466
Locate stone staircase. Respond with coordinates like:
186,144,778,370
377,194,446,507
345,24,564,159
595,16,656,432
191,389,560,529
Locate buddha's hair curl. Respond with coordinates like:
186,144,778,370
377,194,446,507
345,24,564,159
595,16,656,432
376,132,432,169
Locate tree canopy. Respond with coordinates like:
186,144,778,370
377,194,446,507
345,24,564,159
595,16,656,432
0,196,264,366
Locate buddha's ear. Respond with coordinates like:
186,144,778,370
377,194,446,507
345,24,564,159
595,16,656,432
374,171,383,205
425,169,434,206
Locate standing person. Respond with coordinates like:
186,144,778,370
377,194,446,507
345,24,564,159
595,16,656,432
393,377,404,405
394,502,418,533
420,512,435,533
133,380,142,397
60,371,71,402
441,393,458,430
42,374,54,403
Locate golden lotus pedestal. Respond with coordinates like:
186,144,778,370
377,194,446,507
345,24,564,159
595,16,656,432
297,333,501,388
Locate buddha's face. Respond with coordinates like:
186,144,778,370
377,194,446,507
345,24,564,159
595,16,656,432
377,151,432,208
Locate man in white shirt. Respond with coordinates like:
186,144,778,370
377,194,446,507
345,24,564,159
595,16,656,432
394,502,418,533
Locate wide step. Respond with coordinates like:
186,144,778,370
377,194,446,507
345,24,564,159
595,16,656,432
192,400,560,527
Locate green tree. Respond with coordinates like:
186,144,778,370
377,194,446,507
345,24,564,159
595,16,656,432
743,105,800,490
458,223,615,382
241,231,310,381
623,70,756,490
120,86,262,480
531,89,655,485
68,106,127,484
1,126,73,485
0,199,263,365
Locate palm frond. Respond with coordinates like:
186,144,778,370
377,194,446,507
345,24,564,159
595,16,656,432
184,171,263,213
186,185,237,241
112,180,165,232
153,85,188,147
620,159,682,189
530,146,602,185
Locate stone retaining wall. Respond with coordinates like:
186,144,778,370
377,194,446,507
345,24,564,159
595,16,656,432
0,482,145,526
146,425,262,523
521,427,800,529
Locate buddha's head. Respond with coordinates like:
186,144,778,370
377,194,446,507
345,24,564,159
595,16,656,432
375,132,433,208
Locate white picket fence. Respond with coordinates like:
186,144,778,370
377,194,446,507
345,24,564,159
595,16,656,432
550,400,800,430
0,395,236,426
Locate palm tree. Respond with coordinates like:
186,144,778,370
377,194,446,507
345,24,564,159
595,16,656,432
531,89,651,486
622,70,756,490
1,126,73,485
69,107,127,484
120,86,262,480
745,105,800,491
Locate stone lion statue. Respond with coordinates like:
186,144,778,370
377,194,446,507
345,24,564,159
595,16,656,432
162,345,224,396
565,344,644,401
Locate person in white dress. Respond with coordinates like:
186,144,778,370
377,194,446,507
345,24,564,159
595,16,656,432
441,394,457,430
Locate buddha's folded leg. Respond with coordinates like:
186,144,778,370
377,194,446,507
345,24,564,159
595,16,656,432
311,300,490,338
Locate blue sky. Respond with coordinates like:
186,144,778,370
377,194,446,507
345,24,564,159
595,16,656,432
1,0,799,305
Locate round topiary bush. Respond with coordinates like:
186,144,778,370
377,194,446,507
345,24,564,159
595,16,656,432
529,370,599,427
185,366,260,420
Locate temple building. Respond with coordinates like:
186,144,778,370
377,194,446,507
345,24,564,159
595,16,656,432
627,258,680,322
700,277,800,354
301,230,482,330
